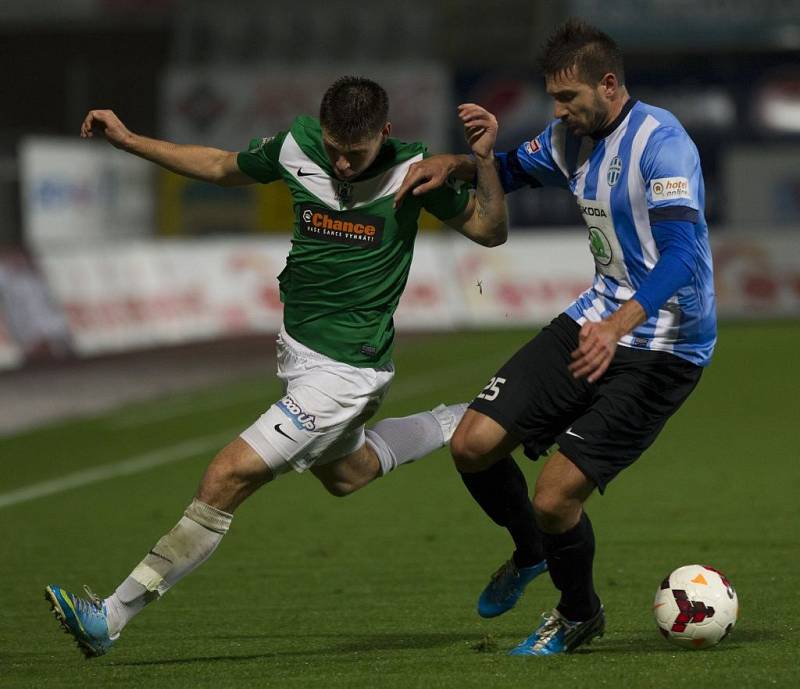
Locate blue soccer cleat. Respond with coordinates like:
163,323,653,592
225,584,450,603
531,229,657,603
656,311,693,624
509,606,605,656
45,584,116,658
477,558,548,618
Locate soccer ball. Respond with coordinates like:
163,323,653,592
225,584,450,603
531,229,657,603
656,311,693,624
653,564,738,649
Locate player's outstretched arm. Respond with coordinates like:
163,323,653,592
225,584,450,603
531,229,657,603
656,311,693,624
393,154,476,208
445,104,507,247
80,109,254,187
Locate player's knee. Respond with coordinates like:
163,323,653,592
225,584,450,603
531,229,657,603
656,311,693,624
450,426,494,473
320,478,358,498
533,491,577,532
198,440,272,507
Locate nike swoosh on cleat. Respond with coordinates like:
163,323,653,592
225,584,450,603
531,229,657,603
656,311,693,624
297,168,321,177
274,423,297,442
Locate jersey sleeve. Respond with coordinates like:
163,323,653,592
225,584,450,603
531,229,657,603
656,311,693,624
632,219,697,318
640,126,702,223
497,120,570,192
236,132,287,184
420,151,472,220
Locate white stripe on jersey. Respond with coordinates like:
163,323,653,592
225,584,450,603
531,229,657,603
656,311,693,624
279,133,424,210
627,115,661,270
550,124,569,179
653,304,678,353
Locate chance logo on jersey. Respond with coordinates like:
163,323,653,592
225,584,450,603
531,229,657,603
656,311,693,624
298,204,384,248
277,395,317,431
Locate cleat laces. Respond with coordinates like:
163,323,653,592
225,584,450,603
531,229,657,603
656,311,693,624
83,585,102,607
487,560,520,602
72,586,106,621
529,612,566,653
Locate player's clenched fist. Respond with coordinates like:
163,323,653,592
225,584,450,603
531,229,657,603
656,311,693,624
80,109,134,150
458,103,498,160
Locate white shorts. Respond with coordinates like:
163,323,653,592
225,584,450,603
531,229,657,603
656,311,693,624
240,326,394,476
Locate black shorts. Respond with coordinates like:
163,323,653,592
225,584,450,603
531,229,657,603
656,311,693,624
469,313,703,493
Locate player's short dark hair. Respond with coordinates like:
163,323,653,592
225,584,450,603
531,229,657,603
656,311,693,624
319,76,389,144
538,18,625,85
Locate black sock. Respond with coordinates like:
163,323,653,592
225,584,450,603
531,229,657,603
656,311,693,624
541,511,601,622
459,456,544,567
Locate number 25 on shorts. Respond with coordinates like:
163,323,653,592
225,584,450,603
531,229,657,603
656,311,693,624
477,376,506,402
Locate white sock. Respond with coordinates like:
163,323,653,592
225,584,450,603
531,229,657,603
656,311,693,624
104,498,232,637
366,402,468,476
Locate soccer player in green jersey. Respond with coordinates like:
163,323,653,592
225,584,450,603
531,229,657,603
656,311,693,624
45,76,508,657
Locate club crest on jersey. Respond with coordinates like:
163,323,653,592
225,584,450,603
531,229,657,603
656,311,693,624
607,156,622,186
277,395,316,431
335,181,353,205
524,137,542,155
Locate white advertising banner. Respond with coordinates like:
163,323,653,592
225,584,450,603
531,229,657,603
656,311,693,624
451,232,593,326
39,238,290,355
19,137,154,252
32,230,800,359
712,233,800,318
161,63,451,153
394,236,466,331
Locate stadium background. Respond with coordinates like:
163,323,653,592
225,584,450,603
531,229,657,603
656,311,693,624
0,2,798,688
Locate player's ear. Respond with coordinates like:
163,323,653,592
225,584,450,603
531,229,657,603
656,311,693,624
382,122,391,140
600,73,618,98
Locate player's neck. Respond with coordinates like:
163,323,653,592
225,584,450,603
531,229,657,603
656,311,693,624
592,90,632,140
605,87,630,126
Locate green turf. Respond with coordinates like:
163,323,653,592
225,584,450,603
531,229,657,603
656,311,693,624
1,324,798,689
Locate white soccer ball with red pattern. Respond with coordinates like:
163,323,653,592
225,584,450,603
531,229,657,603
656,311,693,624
653,564,738,649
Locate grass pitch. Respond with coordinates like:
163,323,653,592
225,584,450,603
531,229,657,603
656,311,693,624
1,324,798,689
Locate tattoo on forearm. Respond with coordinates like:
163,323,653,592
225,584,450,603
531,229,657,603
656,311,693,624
477,185,491,219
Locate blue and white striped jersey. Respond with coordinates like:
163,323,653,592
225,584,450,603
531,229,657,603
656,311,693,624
497,99,716,366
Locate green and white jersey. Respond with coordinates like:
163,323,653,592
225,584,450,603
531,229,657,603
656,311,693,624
237,116,470,367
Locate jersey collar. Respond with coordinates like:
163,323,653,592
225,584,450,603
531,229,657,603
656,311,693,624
591,98,636,141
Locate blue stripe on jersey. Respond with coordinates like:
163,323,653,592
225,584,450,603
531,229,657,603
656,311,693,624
564,132,582,181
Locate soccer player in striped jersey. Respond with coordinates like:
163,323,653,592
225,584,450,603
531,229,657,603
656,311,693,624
396,19,716,655
44,77,508,657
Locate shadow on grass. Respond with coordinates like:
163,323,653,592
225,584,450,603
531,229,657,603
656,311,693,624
116,631,480,666
595,626,769,655
115,627,767,667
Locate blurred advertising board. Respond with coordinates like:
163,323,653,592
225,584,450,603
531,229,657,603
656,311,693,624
394,237,468,331
450,232,592,326
161,63,451,153
28,231,800,360
158,64,450,236
19,137,154,253
0,251,72,368
713,233,800,319
38,239,289,355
